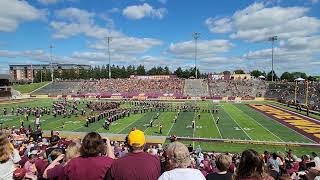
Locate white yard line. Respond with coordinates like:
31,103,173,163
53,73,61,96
28,82,52,94
223,106,252,140
237,107,283,142
166,112,179,136
209,111,223,138
209,101,223,138
116,117,141,133
193,112,196,148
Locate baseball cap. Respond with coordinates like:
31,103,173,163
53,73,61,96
13,168,26,180
128,129,145,147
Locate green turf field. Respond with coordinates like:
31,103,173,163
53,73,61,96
0,99,319,155
13,82,51,94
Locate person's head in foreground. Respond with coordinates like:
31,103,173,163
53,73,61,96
127,129,145,152
216,154,232,172
158,141,205,180
235,149,271,180
0,131,11,163
80,132,105,156
165,141,191,170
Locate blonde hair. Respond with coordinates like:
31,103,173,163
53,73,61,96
66,142,81,162
0,132,11,163
166,141,191,168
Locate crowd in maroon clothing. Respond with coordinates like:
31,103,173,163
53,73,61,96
77,78,184,94
3,128,320,180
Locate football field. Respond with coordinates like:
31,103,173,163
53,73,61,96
1,99,320,155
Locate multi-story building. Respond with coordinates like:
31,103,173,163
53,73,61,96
9,63,91,82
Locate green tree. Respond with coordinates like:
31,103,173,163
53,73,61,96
148,66,157,75
164,66,170,75
136,65,146,75
234,69,245,74
267,70,278,81
174,67,183,78
250,70,263,78
280,72,294,81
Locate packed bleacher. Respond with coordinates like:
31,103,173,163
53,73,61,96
32,78,184,96
2,128,320,180
208,79,267,98
265,82,320,111
78,78,184,94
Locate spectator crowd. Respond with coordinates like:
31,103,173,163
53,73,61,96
265,82,320,111
2,127,320,180
208,79,267,98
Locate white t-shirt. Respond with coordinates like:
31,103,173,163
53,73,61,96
314,156,320,168
0,149,21,180
158,168,205,180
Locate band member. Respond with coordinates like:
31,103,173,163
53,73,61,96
159,124,163,134
150,120,153,127
20,119,24,127
216,117,220,124
61,121,65,129
192,120,195,129
35,115,41,128
198,113,201,120
104,119,110,130
85,119,89,127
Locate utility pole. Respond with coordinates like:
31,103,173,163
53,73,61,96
268,36,278,82
49,44,54,82
193,32,200,79
31,63,34,84
106,37,112,79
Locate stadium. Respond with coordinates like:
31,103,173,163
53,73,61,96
1,0,320,180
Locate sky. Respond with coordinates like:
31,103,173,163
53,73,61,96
0,0,319,75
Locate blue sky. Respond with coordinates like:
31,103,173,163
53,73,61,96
0,0,319,75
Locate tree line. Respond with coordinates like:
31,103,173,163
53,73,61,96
32,64,318,83
33,64,205,82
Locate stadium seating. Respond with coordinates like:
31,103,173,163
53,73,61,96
183,79,209,97
208,79,267,98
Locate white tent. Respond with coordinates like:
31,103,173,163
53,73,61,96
295,77,305,81
258,75,265,79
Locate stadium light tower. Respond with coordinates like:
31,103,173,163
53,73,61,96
193,32,200,79
268,36,278,82
49,44,54,82
106,37,112,79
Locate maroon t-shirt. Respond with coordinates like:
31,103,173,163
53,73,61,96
64,156,113,180
106,152,161,180
47,164,65,180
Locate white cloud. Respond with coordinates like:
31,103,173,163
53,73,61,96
50,8,121,39
89,37,162,54
242,36,320,74
311,0,319,4
205,2,320,42
50,7,163,60
38,0,62,4
205,17,232,33
0,0,45,32
122,3,167,20
167,40,233,59
37,0,77,5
